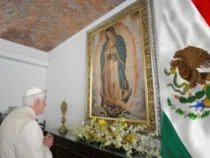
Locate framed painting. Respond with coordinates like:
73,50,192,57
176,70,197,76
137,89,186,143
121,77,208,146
86,0,160,131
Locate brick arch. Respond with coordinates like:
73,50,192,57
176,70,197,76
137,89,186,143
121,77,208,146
0,0,125,52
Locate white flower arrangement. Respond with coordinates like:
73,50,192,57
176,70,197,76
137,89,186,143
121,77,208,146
74,118,160,158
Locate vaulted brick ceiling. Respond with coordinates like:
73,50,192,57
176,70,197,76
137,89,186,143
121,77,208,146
0,0,125,52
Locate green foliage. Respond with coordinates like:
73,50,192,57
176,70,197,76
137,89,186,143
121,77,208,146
201,111,210,118
167,97,210,120
176,108,184,115
179,90,205,104
187,113,198,120
188,96,197,103
167,98,172,106
205,86,210,99
195,90,205,99
179,97,188,103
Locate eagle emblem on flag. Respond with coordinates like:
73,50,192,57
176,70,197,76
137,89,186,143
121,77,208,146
165,46,210,119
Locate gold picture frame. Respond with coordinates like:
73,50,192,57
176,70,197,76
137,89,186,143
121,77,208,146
86,0,159,131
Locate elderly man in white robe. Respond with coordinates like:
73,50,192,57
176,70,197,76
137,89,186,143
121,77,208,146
0,86,53,158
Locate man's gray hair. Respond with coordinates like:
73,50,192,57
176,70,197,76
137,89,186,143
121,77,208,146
23,86,47,107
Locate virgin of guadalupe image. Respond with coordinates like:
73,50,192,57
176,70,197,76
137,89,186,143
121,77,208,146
100,27,132,117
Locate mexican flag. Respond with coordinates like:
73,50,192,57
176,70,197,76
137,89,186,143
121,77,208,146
158,0,210,157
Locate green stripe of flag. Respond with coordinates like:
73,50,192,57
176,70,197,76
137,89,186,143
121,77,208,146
161,111,192,158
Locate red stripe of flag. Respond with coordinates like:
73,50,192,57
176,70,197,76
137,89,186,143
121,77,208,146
192,0,210,26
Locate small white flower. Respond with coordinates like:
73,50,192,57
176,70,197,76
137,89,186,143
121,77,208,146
126,149,132,157
111,126,116,131
116,135,122,142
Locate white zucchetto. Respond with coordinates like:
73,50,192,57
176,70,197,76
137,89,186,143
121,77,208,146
24,86,44,97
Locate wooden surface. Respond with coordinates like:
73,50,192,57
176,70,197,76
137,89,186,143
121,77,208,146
46,129,125,158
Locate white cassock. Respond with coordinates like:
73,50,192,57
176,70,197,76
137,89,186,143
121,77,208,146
0,106,52,158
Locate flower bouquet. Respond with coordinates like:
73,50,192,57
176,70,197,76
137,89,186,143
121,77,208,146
74,118,160,158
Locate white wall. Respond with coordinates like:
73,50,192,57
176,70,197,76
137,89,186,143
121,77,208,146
45,0,138,129
0,39,49,122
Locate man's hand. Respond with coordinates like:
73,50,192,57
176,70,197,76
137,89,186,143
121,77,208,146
43,133,54,148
